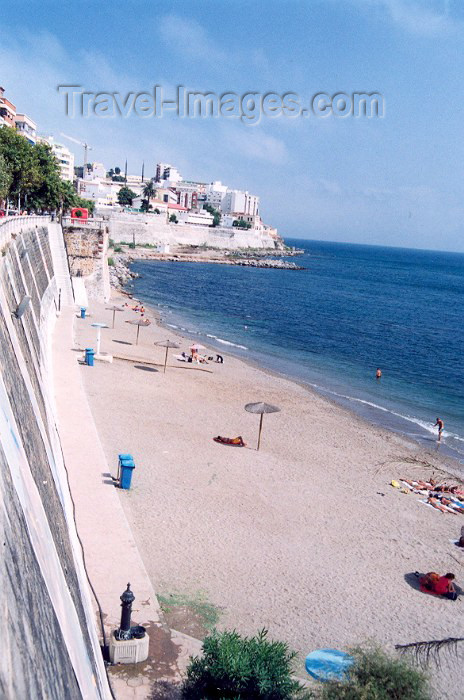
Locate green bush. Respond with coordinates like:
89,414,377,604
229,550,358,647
181,628,309,699
320,645,430,700
128,242,136,249
107,257,114,267
113,245,122,253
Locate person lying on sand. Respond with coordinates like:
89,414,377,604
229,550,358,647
427,496,456,514
419,572,457,600
433,484,464,495
439,497,464,514
401,478,436,490
213,436,246,446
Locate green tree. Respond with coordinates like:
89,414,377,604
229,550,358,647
140,198,152,213
0,153,12,203
169,213,178,223
203,202,221,227
0,127,42,206
142,180,156,205
181,629,308,699
114,166,121,174
320,645,430,700
117,186,137,207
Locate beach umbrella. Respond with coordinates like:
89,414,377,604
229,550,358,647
106,304,124,329
125,317,151,345
155,339,180,373
244,401,281,451
91,322,108,355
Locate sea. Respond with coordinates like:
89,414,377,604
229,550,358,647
127,239,464,464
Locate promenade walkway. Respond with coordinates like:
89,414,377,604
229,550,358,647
53,307,200,699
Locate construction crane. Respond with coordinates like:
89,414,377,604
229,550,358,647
60,133,93,167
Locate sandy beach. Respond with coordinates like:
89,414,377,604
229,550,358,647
76,295,464,699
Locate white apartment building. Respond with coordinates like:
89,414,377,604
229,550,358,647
77,177,121,207
177,209,214,226
41,137,75,181
222,189,259,217
14,114,37,144
155,162,182,184
205,181,228,209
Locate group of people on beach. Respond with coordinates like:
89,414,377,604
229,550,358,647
375,368,445,442
395,476,463,600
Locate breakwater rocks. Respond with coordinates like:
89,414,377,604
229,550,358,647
109,255,138,289
109,251,305,276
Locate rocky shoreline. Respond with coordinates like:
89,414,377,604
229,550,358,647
108,248,306,289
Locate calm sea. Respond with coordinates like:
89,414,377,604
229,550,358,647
128,239,464,464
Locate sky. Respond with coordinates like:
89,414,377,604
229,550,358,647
1,0,464,251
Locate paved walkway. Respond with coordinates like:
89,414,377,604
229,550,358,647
53,308,200,699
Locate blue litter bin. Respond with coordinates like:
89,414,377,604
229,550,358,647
85,348,95,366
80,307,87,319
117,454,134,484
120,462,135,490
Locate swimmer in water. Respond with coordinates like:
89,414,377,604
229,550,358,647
376,368,382,379
434,417,444,442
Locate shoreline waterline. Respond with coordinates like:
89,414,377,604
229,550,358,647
123,285,464,475
124,239,464,466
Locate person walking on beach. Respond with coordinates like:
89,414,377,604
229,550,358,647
376,368,382,379
434,417,444,441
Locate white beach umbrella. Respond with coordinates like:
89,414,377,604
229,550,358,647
91,322,108,355
245,401,281,451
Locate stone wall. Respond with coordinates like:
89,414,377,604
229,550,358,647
63,226,110,302
108,213,282,249
0,222,110,698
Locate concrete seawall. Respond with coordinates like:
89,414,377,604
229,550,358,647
108,213,281,249
0,217,111,698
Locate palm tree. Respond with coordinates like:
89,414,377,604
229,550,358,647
142,180,156,208
396,637,464,667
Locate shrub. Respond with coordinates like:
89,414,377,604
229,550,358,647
113,245,122,253
320,645,430,700
181,628,309,699
128,242,136,249
107,257,114,267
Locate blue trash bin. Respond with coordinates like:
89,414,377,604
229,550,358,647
120,463,135,490
118,454,134,484
85,348,95,367
80,307,87,319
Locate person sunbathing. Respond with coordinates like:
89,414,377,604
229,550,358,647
401,478,436,490
440,497,464,514
427,496,456,514
213,436,246,446
419,572,457,600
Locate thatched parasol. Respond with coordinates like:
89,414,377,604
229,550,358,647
125,317,151,344
244,401,281,451
106,304,124,329
155,339,180,373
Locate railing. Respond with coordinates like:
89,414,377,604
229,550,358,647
0,215,50,249
61,217,105,231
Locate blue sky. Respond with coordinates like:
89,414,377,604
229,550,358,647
2,0,464,251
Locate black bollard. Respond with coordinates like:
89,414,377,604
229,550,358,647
116,583,135,640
